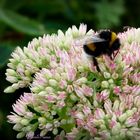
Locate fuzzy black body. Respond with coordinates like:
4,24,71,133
83,30,120,71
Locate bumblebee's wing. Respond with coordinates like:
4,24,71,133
85,36,106,44
73,35,106,46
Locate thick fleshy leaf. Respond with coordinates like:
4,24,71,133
0,9,47,36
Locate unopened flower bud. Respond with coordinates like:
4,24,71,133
78,66,85,72
6,76,18,83
40,129,48,137
16,132,25,139
20,118,30,125
49,79,58,87
113,100,120,110
38,117,46,124
6,69,17,76
46,123,53,130
25,70,31,76
76,77,87,84
126,131,133,137
112,73,118,79
108,79,114,84
38,91,47,96
50,61,58,68
111,123,121,135
100,124,106,130
45,86,54,93
118,113,127,122
61,119,67,125
13,124,23,131
126,110,134,117
53,128,58,135
101,81,109,88
103,72,111,79
4,86,16,93
70,94,78,101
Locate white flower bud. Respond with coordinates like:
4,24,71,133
50,61,58,68
26,131,34,139
49,79,58,87
40,129,48,137
78,66,85,72
45,86,54,93
31,86,40,93
20,118,30,126
61,119,67,125
108,79,114,84
16,132,25,139
25,70,31,76
55,73,61,81
6,76,18,83
4,86,16,93
38,91,47,96
112,73,118,79
126,131,133,137
13,124,23,131
70,94,78,101
12,83,19,90
58,30,64,37
46,123,53,130
103,72,111,79
61,73,67,80
76,77,87,84
75,112,84,120
126,110,134,117
113,100,120,110
101,81,109,88
38,117,46,124
111,123,121,135
100,124,106,130
53,128,58,135
12,52,20,61
6,69,17,76
25,126,32,131
118,113,127,122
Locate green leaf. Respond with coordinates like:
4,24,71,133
57,106,68,119
75,129,91,140
0,44,14,67
60,123,75,133
0,9,47,36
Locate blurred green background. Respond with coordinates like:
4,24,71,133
0,0,140,139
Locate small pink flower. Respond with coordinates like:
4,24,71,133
113,86,121,95
57,91,67,99
104,99,112,116
46,95,56,102
76,119,85,127
109,120,117,128
57,101,65,107
82,85,93,97
67,68,76,81
94,108,105,119
59,80,67,89
82,106,91,115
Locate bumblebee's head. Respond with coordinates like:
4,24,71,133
98,30,112,41
99,30,120,50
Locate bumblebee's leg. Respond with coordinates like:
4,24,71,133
106,50,113,60
113,49,119,59
92,57,100,72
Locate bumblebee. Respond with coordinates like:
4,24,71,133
82,30,120,71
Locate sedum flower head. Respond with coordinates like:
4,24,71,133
6,25,140,140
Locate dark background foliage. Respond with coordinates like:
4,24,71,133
0,0,140,139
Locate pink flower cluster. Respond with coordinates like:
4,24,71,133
6,25,140,140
